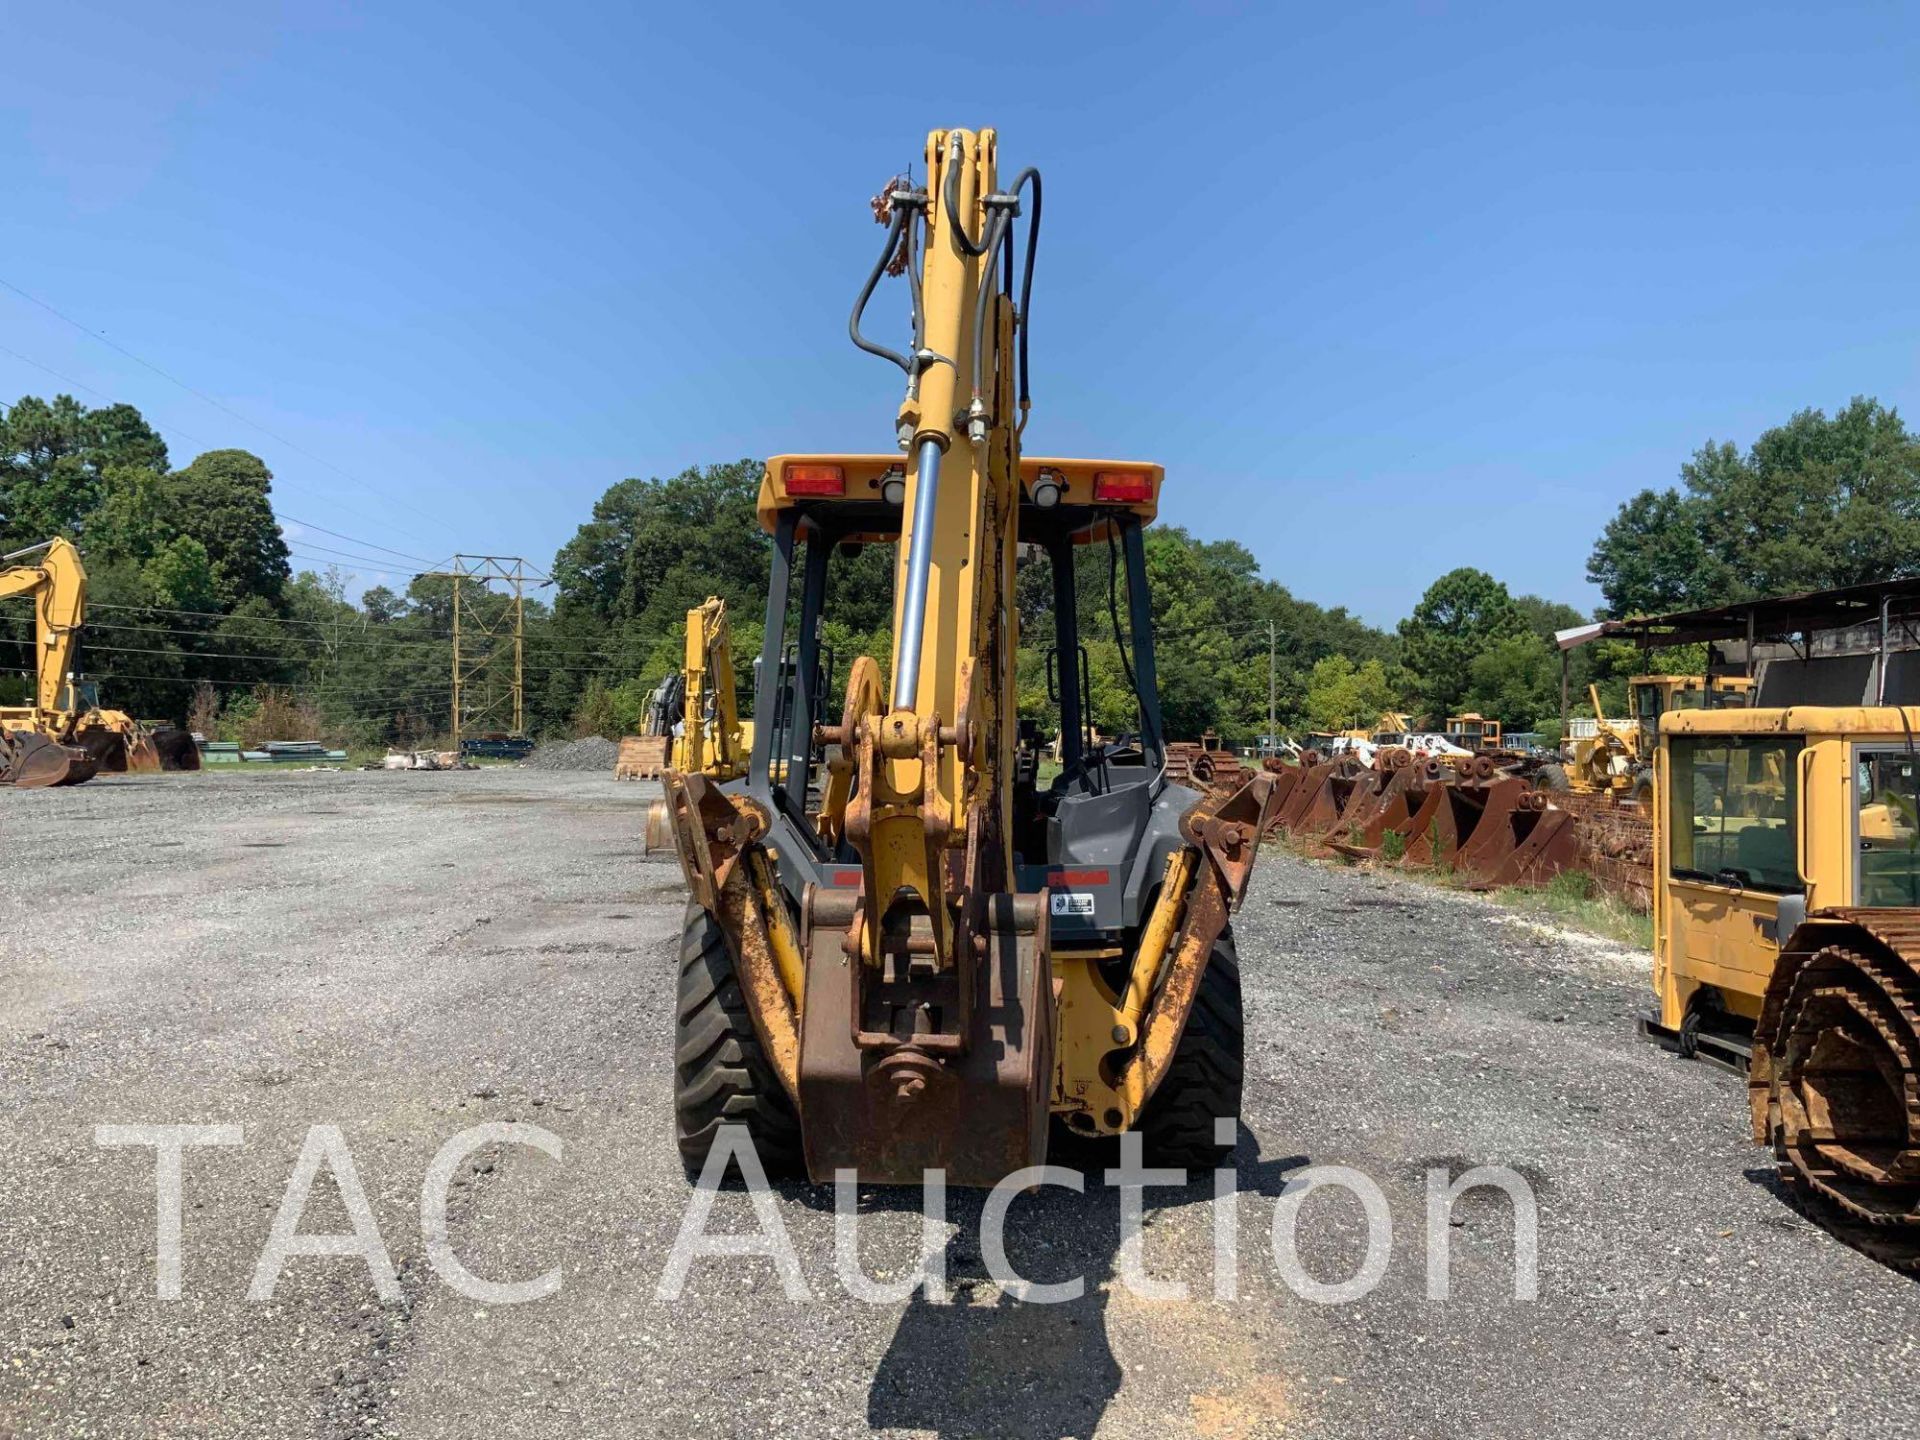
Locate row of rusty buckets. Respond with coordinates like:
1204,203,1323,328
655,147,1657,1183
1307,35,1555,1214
1254,748,1584,892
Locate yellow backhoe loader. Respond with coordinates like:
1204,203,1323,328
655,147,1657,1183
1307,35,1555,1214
654,127,1277,1186
1648,704,1920,1267
0,538,200,787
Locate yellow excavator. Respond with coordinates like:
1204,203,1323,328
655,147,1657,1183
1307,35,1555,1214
0,538,200,787
670,597,750,780
654,127,1277,1186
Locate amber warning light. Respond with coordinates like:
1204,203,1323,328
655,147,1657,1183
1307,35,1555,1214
1092,470,1153,504
785,464,847,497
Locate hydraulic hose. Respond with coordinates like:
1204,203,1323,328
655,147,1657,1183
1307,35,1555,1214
1003,167,1041,412
943,133,990,256
849,202,914,374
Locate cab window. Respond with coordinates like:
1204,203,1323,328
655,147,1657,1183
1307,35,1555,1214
1856,748,1920,907
1669,735,1802,892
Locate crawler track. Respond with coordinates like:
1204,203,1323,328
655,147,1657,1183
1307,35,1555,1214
1751,909,1920,1272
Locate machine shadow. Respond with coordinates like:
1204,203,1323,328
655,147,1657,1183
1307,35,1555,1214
1740,1165,1920,1285
791,1125,1304,1440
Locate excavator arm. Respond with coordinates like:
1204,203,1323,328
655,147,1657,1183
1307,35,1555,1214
0,538,87,717
674,597,747,780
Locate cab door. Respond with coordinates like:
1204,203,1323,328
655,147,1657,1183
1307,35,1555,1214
1657,732,1807,1025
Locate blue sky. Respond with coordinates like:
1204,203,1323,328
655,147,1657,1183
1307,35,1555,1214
3,2,1916,624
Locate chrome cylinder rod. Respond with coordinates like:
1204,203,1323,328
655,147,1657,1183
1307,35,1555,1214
891,437,945,709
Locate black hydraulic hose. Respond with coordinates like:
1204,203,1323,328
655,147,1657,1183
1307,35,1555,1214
1003,167,1041,409
943,133,990,256
968,208,1014,419
849,204,914,373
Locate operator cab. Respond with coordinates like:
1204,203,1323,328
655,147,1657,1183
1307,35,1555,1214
742,454,1195,938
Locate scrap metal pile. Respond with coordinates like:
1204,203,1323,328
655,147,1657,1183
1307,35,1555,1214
1169,743,1655,903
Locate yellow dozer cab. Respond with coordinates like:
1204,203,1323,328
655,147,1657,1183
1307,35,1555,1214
654,127,1277,1187
0,539,200,787
1650,705,1920,1264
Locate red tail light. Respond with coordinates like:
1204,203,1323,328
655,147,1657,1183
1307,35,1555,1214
1092,470,1153,504
785,463,846,497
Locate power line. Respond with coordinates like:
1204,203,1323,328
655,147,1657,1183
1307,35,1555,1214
0,274,458,540
0,333,449,564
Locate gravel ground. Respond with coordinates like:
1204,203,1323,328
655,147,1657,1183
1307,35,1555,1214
1,768,1914,1439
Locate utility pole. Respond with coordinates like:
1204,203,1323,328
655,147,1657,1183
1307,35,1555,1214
423,556,549,750
1266,620,1277,757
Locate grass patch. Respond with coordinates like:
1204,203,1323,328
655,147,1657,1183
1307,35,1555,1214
1379,829,1407,862
1493,869,1653,951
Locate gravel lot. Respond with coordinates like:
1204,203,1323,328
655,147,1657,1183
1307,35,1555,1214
1,767,1914,1438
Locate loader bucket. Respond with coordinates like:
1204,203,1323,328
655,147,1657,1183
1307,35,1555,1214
76,725,158,774
150,727,202,771
1468,793,1581,890
0,731,98,788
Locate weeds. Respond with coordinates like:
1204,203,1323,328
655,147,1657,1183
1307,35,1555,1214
1494,872,1652,950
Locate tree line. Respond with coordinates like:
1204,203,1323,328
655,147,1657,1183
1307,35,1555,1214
3,391,1914,749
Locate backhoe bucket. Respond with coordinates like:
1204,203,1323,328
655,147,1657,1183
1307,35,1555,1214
1398,770,1518,871
1274,761,1344,835
1325,756,1427,858
1463,792,1581,889
1451,779,1534,878
797,888,1054,1187
1257,760,1302,832
0,731,97,788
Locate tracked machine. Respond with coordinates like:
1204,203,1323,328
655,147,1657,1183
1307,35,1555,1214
1648,704,1920,1267
655,127,1277,1185
0,538,200,788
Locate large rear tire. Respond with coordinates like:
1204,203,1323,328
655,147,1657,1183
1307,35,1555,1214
674,903,802,1181
1136,931,1243,1169
1532,762,1570,793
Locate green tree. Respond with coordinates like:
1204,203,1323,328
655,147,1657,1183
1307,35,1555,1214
1398,567,1526,716
0,394,169,549
164,449,291,606
1589,397,1920,616
1303,655,1397,731
1462,632,1559,731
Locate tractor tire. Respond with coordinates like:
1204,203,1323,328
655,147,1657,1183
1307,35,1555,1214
1532,762,1570,793
674,902,802,1182
1630,765,1655,806
1136,930,1243,1169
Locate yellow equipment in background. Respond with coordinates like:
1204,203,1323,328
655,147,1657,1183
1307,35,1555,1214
0,538,199,787
1445,712,1504,751
670,596,750,780
1649,704,1920,1266
1544,674,1754,802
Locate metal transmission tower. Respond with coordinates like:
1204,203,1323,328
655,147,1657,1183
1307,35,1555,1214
423,556,548,748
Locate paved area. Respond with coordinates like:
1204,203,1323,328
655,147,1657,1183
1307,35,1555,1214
1,767,1914,1438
